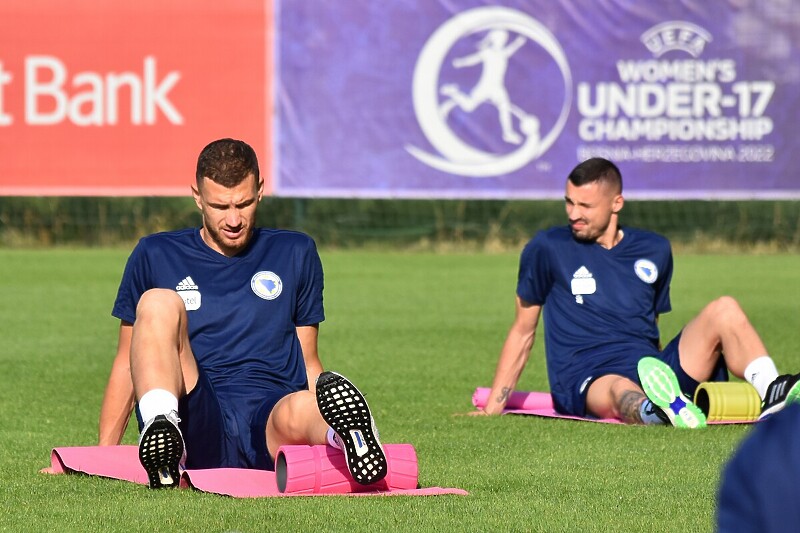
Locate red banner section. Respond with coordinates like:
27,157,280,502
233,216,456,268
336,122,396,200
0,0,271,196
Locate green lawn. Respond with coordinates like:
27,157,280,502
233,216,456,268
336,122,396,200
1,248,797,532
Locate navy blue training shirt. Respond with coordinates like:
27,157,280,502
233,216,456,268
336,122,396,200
112,227,325,394
516,225,673,414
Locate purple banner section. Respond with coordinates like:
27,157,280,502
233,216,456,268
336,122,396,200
276,0,800,199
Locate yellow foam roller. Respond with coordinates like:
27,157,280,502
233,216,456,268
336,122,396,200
693,382,761,422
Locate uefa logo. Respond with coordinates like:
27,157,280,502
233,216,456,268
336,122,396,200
406,6,572,177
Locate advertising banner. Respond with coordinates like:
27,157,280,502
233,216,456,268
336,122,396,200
276,0,800,199
0,0,271,196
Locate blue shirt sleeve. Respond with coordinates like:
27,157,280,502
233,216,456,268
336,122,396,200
653,241,673,315
111,239,151,324
516,233,552,305
294,236,325,326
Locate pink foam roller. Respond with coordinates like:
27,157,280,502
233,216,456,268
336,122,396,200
472,387,554,410
275,444,418,494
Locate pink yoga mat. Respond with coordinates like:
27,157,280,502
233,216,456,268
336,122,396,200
472,388,622,424
471,388,752,425
48,445,467,497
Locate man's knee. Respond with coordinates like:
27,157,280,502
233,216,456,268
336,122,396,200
710,295,742,312
705,296,747,326
136,289,185,321
269,391,317,436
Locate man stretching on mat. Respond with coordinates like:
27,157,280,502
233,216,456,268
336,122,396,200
474,157,800,427
98,138,386,488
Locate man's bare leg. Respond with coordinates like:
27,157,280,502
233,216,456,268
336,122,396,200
266,391,329,457
130,289,199,400
586,375,652,424
130,289,199,488
678,296,769,383
678,296,800,418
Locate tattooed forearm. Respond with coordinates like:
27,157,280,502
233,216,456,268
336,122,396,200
495,387,511,404
618,390,647,424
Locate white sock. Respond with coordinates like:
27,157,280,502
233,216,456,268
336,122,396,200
326,427,342,449
138,389,179,422
744,356,779,399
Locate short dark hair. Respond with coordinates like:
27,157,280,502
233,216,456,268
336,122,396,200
195,138,260,188
568,157,622,193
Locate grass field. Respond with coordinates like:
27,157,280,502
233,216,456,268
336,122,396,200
1,248,798,532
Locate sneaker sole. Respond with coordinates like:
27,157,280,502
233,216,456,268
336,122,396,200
316,371,387,485
138,416,184,489
638,357,707,429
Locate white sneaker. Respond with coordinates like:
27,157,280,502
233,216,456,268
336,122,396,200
138,411,185,489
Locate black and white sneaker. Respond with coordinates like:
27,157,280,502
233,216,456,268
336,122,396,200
138,411,185,489
759,374,800,420
315,371,387,485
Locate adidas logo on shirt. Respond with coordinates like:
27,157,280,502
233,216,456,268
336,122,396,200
176,276,198,291
175,276,201,311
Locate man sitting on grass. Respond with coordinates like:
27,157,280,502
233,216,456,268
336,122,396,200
97,138,386,488
474,157,800,427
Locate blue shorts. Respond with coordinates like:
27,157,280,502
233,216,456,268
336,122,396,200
176,368,292,470
555,330,729,417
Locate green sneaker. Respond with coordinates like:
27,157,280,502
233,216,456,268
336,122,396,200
638,357,707,429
